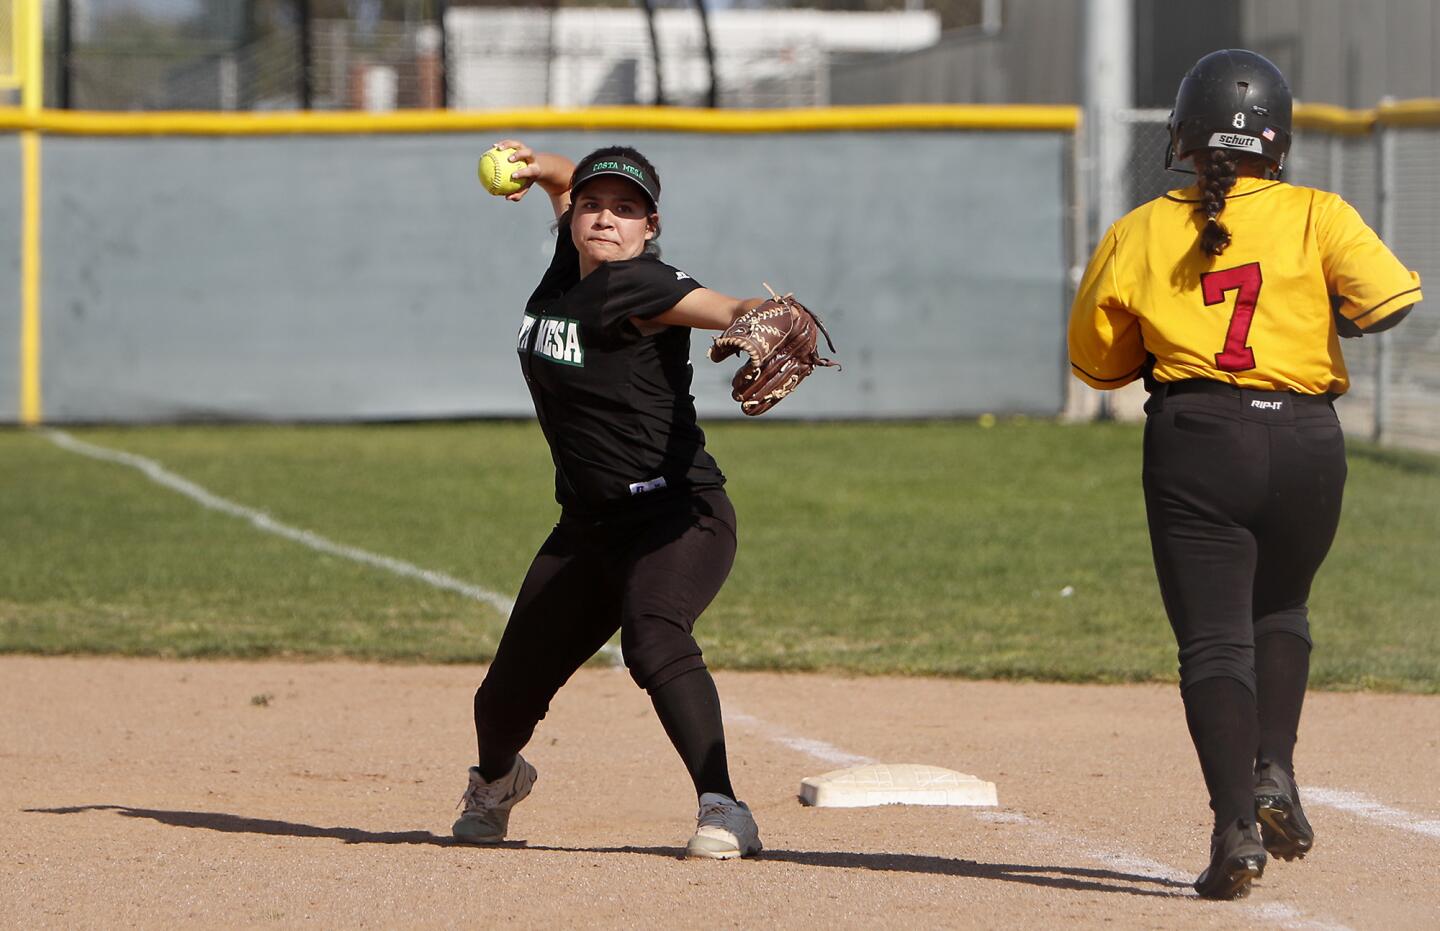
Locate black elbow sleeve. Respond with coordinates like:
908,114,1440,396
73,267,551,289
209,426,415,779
1363,304,1414,335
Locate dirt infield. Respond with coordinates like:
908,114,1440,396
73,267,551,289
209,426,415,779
2,657,1436,929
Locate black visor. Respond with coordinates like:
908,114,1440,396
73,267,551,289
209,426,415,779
570,156,660,207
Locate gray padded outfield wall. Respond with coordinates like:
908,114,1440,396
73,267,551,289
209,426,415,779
0,135,20,420
19,130,1068,423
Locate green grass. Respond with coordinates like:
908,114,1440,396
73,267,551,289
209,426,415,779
2,420,1437,691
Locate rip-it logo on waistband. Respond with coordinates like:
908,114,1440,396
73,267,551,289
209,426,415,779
1250,399,1284,411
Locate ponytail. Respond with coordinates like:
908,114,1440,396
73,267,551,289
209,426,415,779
1195,149,1238,256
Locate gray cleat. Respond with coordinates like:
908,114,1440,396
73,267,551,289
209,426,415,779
452,756,537,844
685,792,762,860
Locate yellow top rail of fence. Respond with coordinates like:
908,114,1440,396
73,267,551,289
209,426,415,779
0,104,1082,136
1291,99,1440,132
1377,98,1440,127
1293,102,1376,135
2,101,1436,137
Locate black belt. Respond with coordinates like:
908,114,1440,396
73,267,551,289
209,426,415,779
1156,379,1335,405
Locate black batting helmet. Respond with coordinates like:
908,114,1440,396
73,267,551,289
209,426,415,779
1165,49,1292,173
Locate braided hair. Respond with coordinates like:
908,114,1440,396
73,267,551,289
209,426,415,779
1194,149,1238,256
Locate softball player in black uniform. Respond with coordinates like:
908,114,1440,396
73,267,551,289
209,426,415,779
452,140,772,859
1069,50,1422,899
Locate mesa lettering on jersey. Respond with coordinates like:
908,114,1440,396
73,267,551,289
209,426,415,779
518,313,585,366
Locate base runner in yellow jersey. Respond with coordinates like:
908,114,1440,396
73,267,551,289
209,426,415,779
1068,50,1421,901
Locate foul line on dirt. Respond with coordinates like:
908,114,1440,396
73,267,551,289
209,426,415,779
725,711,875,768
971,809,1191,885
46,430,518,617
730,705,1351,928
969,817,1344,930
1247,904,1352,931
1307,787,1440,841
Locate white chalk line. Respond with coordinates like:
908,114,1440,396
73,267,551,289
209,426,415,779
727,701,1440,852
973,809,1348,929
974,809,1190,884
1247,904,1353,931
729,707,1351,927
1307,787,1440,841
46,431,627,665
47,429,518,613
725,711,875,768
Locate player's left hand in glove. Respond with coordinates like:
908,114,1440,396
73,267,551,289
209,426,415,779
707,286,839,416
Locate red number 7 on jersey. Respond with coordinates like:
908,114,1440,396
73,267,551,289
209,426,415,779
1201,262,1263,372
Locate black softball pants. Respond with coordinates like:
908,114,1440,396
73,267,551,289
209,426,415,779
474,488,737,768
1142,383,1346,694
1143,381,1345,827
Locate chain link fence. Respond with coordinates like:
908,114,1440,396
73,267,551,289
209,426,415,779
1104,108,1438,452
311,19,445,110
53,3,939,111
1,0,17,95
1381,124,1440,453
446,13,814,109
83,21,443,112
445,7,937,110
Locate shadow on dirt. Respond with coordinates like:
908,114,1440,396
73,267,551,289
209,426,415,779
23,805,457,847
751,848,1192,897
24,805,1192,898
534,845,1189,898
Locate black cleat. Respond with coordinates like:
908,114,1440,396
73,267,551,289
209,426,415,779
1255,760,1315,861
1194,818,1267,900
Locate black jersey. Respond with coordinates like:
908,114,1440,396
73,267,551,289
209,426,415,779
518,231,726,516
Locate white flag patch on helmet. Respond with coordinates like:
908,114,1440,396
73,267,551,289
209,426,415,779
1208,132,1264,153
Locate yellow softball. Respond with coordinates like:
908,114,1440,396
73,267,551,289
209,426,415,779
478,146,525,196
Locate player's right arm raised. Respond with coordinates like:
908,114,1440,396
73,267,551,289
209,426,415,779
492,138,575,219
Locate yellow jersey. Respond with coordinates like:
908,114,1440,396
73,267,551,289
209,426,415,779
1068,177,1423,395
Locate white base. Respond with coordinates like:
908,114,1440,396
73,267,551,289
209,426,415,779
799,763,998,808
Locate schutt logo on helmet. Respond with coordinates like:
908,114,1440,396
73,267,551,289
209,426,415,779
1211,133,1263,153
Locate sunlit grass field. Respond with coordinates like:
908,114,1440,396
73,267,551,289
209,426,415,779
2,420,1437,691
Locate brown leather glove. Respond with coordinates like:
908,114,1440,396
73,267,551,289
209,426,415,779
708,289,839,416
